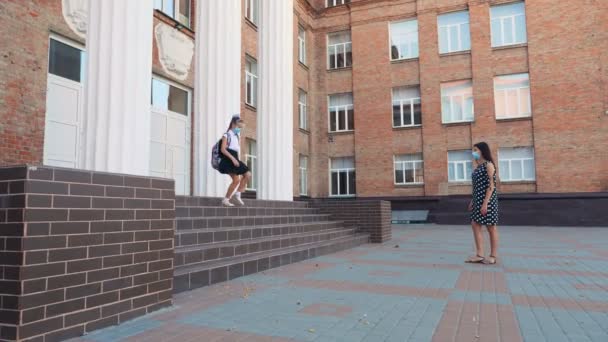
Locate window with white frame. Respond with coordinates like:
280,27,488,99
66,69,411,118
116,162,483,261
392,87,421,127
330,157,355,197
326,0,350,8
498,147,535,182
494,73,531,119
390,19,419,60
328,93,354,132
299,89,308,130
441,80,474,123
299,155,308,196
394,154,424,185
438,11,471,54
154,0,191,27
245,0,259,25
491,2,527,47
327,31,352,70
298,26,307,64
448,150,473,182
245,56,258,107
246,140,257,190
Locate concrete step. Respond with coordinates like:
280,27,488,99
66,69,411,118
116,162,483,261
175,206,319,219
176,196,310,209
174,227,357,268
173,233,369,293
176,214,333,230
175,221,344,247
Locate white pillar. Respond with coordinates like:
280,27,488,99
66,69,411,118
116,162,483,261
257,0,294,201
83,1,153,176
193,0,242,197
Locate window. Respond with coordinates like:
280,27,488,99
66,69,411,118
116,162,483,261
154,0,191,27
330,157,355,197
48,38,85,83
245,56,258,108
245,0,259,25
394,154,424,185
246,140,257,190
299,155,308,196
298,26,307,64
441,80,474,123
327,31,352,70
494,73,531,119
299,90,308,130
152,78,189,115
329,93,354,132
448,150,473,182
326,0,350,8
438,11,471,54
392,87,421,127
390,19,419,60
498,147,535,182
491,2,527,47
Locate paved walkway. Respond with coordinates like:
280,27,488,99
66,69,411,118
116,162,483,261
73,224,608,342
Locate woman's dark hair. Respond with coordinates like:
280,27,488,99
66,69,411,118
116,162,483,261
474,142,495,164
226,116,241,133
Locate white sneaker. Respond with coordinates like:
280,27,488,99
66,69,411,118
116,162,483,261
232,193,245,206
221,198,234,207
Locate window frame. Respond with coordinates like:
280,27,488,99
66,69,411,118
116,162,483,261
490,2,527,47
448,151,473,183
494,73,531,120
326,0,349,8
48,34,86,83
498,147,536,182
299,89,308,130
438,11,471,54
328,93,354,133
329,158,356,198
298,25,307,65
154,0,191,28
245,0,259,26
393,155,424,185
299,155,308,196
151,75,192,117
245,140,257,191
245,56,258,108
441,80,474,124
389,19,419,61
392,87,422,128
327,31,352,70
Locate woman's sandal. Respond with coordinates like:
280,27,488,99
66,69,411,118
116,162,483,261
483,255,498,265
465,255,485,263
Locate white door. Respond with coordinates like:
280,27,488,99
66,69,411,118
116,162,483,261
44,37,85,168
150,78,191,195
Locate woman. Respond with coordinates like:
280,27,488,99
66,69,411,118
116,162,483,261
218,115,252,207
465,142,499,265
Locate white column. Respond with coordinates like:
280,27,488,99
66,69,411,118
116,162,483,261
83,1,153,176
193,0,242,197
257,0,294,201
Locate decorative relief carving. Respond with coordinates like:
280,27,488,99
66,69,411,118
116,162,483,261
155,23,194,81
62,0,88,39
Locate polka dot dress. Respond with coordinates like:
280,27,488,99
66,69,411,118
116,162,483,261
471,161,498,225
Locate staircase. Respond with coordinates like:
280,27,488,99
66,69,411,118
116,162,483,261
173,196,369,293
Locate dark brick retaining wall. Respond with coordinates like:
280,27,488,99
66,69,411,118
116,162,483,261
309,199,392,243
0,165,175,341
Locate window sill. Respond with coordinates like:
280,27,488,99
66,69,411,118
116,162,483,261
395,183,424,188
448,182,471,186
329,130,354,136
327,66,352,73
391,57,419,64
245,104,257,112
245,18,258,31
393,125,422,131
298,61,309,71
442,121,473,127
153,10,194,37
496,116,532,123
492,43,528,51
299,128,311,135
329,195,356,199
439,50,471,58
500,180,536,185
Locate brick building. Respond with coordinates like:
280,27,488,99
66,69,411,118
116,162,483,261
1,0,607,207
